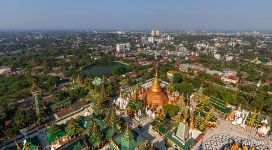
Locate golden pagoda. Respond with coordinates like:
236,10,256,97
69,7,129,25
146,65,168,106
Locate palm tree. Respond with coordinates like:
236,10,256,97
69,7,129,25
13,109,30,130
86,122,103,149
48,124,60,135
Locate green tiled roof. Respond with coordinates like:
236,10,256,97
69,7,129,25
47,125,67,143
167,131,195,150
58,137,87,150
150,117,172,135
128,99,145,111
23,136,40,150
50,99,72,111
111,131,145,150
210,97,230,113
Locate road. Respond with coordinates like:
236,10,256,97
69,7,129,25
193,117,272,150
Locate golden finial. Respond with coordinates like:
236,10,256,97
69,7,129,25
189,115,195,130
14,138,21,150
182,111,188,123
237,105,241,111
119,87,122,98
155,63,158,77
150,64,161,92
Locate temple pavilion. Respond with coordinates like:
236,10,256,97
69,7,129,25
167,115,197,150
108,126,147,150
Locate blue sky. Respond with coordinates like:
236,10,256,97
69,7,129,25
0,0,272,31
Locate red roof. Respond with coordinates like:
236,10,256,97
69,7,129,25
266,80,272,84
228,75,238,81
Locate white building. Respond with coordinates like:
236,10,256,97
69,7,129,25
225,55,234,61
148,37,155,43
214,53,221,60
116,43,131,52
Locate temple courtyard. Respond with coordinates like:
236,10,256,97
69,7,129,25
194,117,272,150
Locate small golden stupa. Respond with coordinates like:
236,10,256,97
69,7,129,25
230,143,239,150
146,64,168,106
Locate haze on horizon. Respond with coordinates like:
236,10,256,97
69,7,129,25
0,0,272,31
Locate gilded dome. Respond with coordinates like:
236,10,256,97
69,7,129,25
146,65,168,106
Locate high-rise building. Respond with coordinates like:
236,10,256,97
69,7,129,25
151,29,160,37
151,30,156,37
155,30,160,36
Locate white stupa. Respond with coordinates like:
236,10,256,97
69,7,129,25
257,119,271,136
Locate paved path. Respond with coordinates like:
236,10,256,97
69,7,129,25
194,117,272,150
132,117,167,150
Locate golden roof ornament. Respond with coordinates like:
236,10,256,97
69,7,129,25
119,87,123,98
150,64,161,92
30,82,41,95
226,109,235,121
189,115,195,130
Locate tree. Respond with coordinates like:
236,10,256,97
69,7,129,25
65,118,81,138
87,122,103,148
106,84,115,97
13,109,31,130
174,82,194,95
106,109,121,129
173,73,182,83
48,124,60,135
163,104,180,117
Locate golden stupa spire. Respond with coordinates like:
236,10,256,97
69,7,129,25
182,111,188,123
155,63,158,78
14,138,21,150
189,115,195,130
119,87,122,98
150,64,161,92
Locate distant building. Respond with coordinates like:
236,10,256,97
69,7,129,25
116,43,131,52
155,30,160,36
214,53,221,60
148,37,155,43
151,29,160,37
221,75,239,84
225,55,234,61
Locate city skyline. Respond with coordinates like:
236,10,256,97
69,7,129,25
0,0,272,31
